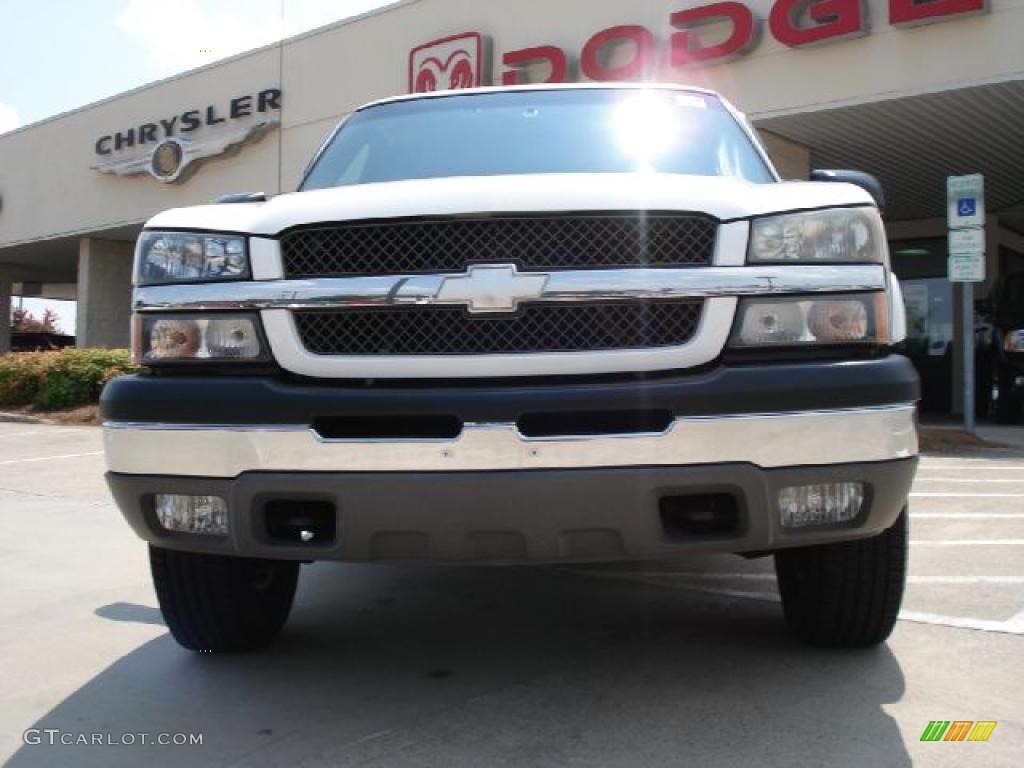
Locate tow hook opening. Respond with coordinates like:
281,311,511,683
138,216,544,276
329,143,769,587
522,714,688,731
659,493,741,538
263,500,337,545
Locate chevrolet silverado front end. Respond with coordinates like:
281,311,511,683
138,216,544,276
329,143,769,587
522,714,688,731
102,85,919,651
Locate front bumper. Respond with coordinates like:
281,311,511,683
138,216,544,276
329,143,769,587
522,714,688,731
103,404,916,475
101,356,919,563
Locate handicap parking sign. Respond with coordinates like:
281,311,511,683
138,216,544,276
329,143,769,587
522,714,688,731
957,198,977,217
948,175,984,229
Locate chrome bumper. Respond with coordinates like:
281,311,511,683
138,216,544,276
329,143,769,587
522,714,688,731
104,404,917,478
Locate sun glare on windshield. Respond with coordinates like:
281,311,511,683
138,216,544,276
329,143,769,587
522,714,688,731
611,91,702,171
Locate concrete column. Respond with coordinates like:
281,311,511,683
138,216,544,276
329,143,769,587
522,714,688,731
76,238,134,349
0,273,11,355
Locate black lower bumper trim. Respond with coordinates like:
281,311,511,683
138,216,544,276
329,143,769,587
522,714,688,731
101,355,920,426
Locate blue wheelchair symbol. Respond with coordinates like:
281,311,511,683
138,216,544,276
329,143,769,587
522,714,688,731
957,198,977,217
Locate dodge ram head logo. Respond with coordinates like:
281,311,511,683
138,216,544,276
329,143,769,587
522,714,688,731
409,33,486,93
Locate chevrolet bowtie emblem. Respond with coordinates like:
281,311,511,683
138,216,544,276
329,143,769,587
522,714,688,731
436,264,549,313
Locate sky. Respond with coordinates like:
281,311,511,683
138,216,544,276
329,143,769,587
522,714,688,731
0,0,394,130
1,0,394,333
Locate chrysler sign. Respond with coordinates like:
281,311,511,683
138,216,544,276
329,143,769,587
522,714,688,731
91,88,282,183
409,0,989,91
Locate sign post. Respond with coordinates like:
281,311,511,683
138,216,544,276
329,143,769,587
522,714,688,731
947,174,986,434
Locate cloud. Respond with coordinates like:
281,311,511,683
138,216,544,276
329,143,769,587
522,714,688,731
115,0,287,76
0,102,20,135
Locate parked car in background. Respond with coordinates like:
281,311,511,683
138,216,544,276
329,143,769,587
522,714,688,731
989,272,1024,423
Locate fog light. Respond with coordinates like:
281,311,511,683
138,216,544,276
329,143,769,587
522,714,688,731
155,494,229,535
778,482,864,528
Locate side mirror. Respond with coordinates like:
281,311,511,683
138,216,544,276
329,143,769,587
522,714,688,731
810,169,885,211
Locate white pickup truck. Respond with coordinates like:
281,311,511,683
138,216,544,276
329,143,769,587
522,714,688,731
102,84,919,652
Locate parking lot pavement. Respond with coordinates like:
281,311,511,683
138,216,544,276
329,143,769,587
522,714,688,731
1,422,1021,767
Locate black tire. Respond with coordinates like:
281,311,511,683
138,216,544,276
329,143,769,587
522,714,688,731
774,508,908,648
150,546,299,652
995,366,1022,424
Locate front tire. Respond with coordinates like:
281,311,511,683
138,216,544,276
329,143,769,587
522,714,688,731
774,508,908,647
150,546,299,652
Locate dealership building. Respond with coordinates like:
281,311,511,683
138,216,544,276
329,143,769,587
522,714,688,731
1,0,1022,412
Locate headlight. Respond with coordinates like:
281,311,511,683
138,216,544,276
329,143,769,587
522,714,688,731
1006,330,1024,353
133,314,268,364
748,208,884,264
136,231,248,285
730,293,889,348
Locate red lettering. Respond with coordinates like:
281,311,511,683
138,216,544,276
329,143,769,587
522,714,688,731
501,46,569,85
889,0,987,27
671,2,758,66
769,0,866,48
580,25,656,81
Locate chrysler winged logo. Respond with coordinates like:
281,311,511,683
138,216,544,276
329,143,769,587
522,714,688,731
436,265,548,313
91,120,277,184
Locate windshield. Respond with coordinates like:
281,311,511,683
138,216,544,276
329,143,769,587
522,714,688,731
301,89,775,190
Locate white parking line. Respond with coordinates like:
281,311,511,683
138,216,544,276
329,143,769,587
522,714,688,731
911,513,1024,519
910,539,1024,546
911,492,1024,498
607,572,1024,585
921,457,1023,462
914,478,1024,483
906,575,1024,585
576,573,1024,636
915,466,1024,471
900,609,1024,636
0,452,103,466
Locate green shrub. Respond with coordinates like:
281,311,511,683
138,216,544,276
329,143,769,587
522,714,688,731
0,348,142,410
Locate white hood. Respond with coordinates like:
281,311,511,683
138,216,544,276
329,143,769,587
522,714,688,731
145,173,875,235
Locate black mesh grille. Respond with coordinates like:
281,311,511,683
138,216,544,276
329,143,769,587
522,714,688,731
294,301,703,356
281,215,716,277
